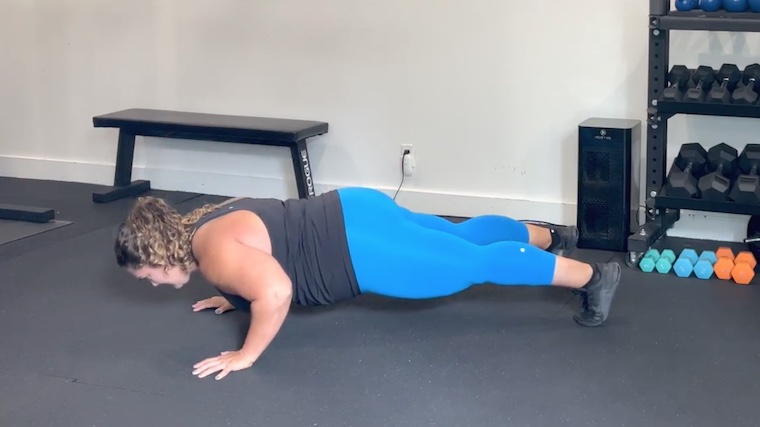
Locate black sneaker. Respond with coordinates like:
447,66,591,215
522,221,579,257
573,262,622,327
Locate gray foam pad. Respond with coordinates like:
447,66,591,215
0,219,72,245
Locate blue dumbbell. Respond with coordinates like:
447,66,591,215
655,249,677,274
674,249,699,277
724,0,749,12
694,250,717,279
700,0,722,12
639,249,661,273
676,0,701,10
675,0,692,10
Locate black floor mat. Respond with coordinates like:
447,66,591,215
2,178,760,426
2,216,760,426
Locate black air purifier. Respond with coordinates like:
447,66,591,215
576,118,641,252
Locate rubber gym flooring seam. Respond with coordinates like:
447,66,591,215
1,179,760,427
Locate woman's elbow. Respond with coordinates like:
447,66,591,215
269,281,292,305
251,285,291,311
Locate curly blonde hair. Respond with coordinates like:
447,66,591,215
114,197,220,272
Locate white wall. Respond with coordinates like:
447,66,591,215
1,0,759,242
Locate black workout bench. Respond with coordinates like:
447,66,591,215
91,108,329,203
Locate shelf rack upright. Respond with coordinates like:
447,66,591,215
626,0,760,266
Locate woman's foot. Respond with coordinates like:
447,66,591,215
523,221,579,257
548,224,579,257
573,262,622,327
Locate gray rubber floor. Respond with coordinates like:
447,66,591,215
1,179,760,426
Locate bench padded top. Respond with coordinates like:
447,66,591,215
93,108,328,144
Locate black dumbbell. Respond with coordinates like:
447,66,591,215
707,64,742,104
665,143,708,198
698,143,738,201
731,64,760,105
684,66,716,102
663,65,693,101
730,144,760,204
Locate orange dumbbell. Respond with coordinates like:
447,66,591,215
714,247,736,280
732,251,757,285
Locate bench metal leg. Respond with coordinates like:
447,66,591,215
0,203,55,223
92,129,151,203
114,129,137,186
291,139,316,198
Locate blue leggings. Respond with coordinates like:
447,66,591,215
337,187,557,299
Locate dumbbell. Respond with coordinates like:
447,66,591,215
675,0,701,10
724,0,749,12
684,66,715,102
731,64,760,105
714,247,757,284
698,143,738,201
714,247,736,281
700,0,722,11
729,144,760,204
665,143,708,198
655,249,676,274
733,251,757,284
638,249,676,273
707,64,742,104
694,251,717,279
639,249,660,273
674,249,699,277
663,66,693,101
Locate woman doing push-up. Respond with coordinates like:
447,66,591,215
114,186,621,380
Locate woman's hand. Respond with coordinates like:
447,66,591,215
192,296,235,315
192,350,255,380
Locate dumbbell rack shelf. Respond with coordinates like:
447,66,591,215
626,1,760,267
659,10,760,32
655,189,760,216
657,100,760,119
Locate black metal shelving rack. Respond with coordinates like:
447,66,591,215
626,0,760,266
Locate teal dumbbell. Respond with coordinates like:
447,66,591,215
674,248,699,277
639,249,661,273
655,249,677,274
694,250,717,279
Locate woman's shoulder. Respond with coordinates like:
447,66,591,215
194,219,285,289
192,206,273,258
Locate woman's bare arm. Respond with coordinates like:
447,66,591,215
192,238,293,379
231,246,293,362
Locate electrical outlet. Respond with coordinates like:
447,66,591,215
400,144,415,177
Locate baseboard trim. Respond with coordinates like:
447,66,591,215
0,155,577,222
0,155,748,242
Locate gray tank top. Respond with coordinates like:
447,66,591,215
190,190,361,308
